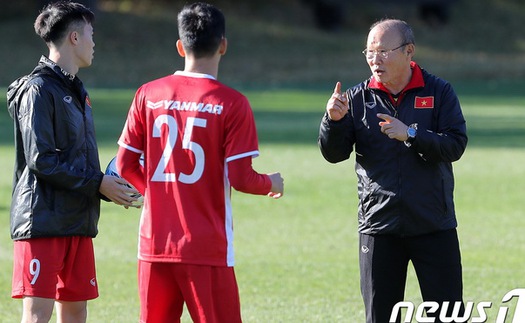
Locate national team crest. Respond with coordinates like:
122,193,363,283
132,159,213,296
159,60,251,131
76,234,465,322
414,96,434,109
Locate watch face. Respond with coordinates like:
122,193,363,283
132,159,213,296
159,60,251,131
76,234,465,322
408,127,417,137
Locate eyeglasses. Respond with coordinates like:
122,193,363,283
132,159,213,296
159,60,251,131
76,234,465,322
362,43,410,60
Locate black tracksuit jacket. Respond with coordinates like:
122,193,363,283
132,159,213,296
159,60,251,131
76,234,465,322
318,63,468,236
7,56,105,240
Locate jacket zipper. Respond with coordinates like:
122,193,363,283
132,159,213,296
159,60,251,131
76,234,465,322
387,101,398,118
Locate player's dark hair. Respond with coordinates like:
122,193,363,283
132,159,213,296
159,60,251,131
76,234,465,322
34,1,95,46
370,19,416,45
177,2,225,58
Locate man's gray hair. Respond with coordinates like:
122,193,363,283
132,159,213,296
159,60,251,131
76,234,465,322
370,19,415,45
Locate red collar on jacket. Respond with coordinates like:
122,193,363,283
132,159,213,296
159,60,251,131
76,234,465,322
368,61,425,105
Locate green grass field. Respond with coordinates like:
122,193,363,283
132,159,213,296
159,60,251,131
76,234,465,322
1,86,524,322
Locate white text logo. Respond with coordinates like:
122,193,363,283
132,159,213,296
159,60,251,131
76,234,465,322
146,100,223,115
390,288,525,323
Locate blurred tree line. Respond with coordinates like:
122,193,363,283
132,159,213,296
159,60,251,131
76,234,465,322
3,0,216,17
3,0,457,28
2,0,97,18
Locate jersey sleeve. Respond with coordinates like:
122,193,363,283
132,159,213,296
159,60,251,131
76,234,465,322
228,156,271,195
116,146,146,194
224,95,260,162
118,87,146,154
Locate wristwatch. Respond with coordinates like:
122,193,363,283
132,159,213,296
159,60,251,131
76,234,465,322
405,123,418,146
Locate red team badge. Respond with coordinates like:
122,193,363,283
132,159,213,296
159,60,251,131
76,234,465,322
414,96,434,109
85,96,92,108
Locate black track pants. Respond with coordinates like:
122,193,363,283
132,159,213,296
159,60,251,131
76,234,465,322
359,229,463,323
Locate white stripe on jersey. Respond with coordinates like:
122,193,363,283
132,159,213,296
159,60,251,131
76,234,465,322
118,140,144,154
174,70,216,80
224,162,235,267
226,150,260,163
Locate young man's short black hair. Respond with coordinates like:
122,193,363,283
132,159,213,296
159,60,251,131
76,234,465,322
34,1,95,45
177,2,225,58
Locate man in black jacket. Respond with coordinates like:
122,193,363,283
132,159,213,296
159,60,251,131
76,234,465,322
6,2,139,322
318,19,467,323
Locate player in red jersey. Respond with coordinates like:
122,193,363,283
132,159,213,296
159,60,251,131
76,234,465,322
116,2,284,322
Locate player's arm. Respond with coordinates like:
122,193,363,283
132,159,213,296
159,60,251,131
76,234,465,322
116,146,146,195
228,156,283,198
20,85,103,196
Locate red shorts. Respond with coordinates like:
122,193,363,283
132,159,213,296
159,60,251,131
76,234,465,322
138,261,242,323
12,236,98,301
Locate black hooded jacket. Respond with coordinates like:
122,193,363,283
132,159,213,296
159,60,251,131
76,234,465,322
319,64,468,236
7,56,105,240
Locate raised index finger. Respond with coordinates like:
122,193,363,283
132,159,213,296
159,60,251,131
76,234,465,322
334,81,342,95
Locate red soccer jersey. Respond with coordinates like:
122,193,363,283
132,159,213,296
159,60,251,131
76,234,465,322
118,71,261,267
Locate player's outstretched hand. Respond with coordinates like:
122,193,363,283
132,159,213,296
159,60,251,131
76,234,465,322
267,172,284,199
100,175,141,208
326,82,349,121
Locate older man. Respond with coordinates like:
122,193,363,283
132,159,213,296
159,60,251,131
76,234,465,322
319,19,467,323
